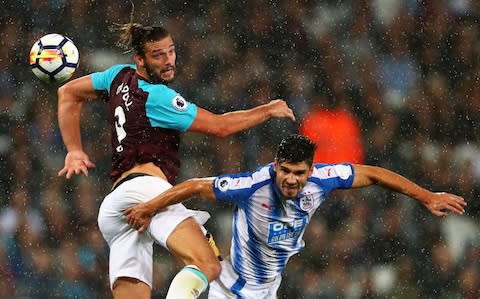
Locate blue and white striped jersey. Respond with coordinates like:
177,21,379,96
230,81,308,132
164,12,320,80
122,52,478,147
212,163,354,284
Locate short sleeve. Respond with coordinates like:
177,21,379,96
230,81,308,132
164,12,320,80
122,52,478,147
91,64,133,94
212,173,260,209
143,83,198,132
309,163,354,195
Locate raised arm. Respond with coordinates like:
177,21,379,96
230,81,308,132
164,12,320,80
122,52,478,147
189,99,295,137
352,164,466,217
123,177,216,232
57,75,99,178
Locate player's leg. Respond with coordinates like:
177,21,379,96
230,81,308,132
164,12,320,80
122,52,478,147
207,258,238,299
112,277,150,299
208,258,283,299
208,281,237,299
98,176,159,299
164,217,221,298
105,175,219,298
206,231,223,261
106,228,154,299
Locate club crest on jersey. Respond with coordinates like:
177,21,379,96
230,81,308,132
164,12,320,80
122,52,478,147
299,195,314,211
215,177,231,192
172,95,188,111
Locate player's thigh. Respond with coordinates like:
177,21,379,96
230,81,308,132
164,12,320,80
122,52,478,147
98,175,172,242
98,175,172,289
166,217,219,269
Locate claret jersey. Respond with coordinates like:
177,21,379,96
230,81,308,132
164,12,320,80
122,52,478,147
91,64,198,184
212,163,354,284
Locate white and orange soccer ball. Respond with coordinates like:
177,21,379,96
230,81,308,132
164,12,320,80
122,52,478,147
29,33,79,83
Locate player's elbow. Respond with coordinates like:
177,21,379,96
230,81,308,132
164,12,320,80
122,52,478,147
57,82,77,103
57,84,68,101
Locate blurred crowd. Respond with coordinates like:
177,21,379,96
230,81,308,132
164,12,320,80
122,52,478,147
1,0,480,298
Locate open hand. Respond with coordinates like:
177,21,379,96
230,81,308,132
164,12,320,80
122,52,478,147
424,192,467,217
58,150,96,179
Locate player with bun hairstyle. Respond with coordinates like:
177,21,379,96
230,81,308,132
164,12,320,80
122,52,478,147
56,5,295,299
124,134,466,299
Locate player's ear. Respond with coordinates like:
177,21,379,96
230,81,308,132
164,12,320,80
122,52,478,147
273,158,279,171
134,53,145,67
308,164,314,176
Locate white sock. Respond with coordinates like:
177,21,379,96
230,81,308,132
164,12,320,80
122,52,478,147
165,265,208,299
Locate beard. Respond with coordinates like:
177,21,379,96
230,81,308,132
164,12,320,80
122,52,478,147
145,63,174,84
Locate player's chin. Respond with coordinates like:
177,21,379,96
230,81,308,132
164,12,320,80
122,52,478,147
282,187,300,198
161,71,175,82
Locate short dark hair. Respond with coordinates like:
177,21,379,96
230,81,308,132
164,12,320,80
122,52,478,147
275,134,316,166
112,3,170,55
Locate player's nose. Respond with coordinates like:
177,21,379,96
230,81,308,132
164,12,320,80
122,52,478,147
285,173,296,184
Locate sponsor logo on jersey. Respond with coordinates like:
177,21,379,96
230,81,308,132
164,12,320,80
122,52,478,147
172,95,188,111
267,216,308,244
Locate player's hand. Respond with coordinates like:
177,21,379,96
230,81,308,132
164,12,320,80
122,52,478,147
266,99,296,121
424,192,466,217
123,203,152,233
58,150,96,179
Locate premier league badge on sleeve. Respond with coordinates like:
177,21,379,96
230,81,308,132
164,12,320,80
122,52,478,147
172,95,188,111
215,177,232,192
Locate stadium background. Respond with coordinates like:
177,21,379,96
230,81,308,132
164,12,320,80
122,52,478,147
1,0,479,298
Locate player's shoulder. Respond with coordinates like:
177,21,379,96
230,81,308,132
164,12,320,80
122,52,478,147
138,79,175,93
231,163,273,183
91,64,135,92
141,82,188,110
92,63,134,80
101,63,135,74
214,164,273,191
251,164,274,183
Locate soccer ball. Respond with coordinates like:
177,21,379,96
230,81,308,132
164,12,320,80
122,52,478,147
29,33,79,83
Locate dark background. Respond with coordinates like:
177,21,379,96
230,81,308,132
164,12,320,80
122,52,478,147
0,1,479,298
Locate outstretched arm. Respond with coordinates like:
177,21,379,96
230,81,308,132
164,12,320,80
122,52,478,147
189,99,295,137
352,164,466,217
123,178,216,232
57,75,98,178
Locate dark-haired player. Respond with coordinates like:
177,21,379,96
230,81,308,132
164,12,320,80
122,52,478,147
124,134,466,298
56,18,295,299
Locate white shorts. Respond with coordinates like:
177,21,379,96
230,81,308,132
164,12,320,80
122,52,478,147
97,174,210,289
208,257,282,299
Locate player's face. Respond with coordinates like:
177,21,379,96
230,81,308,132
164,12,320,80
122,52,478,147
137,36,177,83
274,160,313,199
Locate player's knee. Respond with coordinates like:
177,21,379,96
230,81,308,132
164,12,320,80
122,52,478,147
194,258,220,282
202,260,221,282
194,235,222,281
